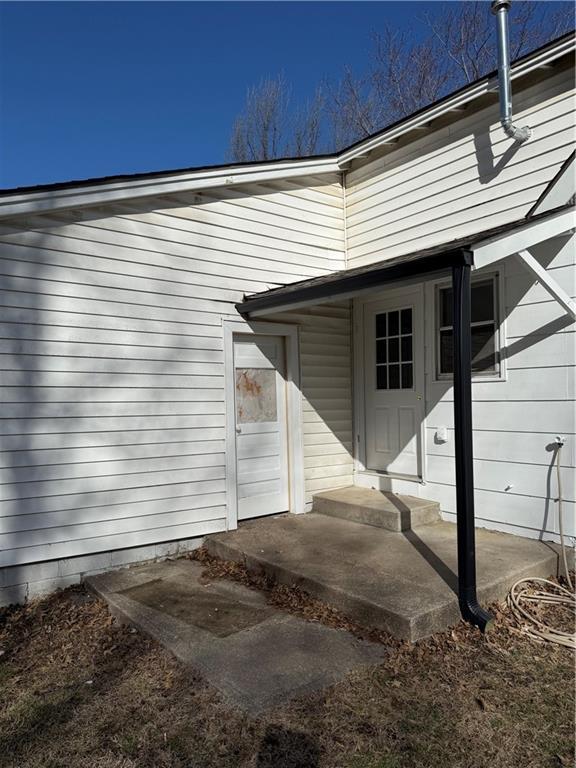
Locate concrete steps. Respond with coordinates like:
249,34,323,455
205,513,561,642
312,486,440,532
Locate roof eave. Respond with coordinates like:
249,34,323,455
0,156,341,219
0,31,573,219
338,33,575,166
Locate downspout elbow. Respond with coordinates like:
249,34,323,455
501,117,531,143
459,589,494,633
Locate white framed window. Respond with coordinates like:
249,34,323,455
436,275,501,379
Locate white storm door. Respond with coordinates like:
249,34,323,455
234,335,289,520
364,289,424,477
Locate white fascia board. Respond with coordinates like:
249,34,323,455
472,208,576,269
338,35,575,166
0,157,341,219
1,34,572,220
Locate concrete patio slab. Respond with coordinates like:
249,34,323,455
87,558,385,715
206,513,561,641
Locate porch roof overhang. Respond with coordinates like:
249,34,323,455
237,203,575,318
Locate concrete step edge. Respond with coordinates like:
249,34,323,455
205,536,413,639
313,494,440,507
313,500,441,516
312,497,441,532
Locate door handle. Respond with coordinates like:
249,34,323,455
236,427,242,434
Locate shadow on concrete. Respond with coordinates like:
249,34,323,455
383,493,459,596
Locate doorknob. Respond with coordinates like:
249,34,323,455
236,427,242,434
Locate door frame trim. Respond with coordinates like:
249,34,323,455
353,283,427,485
223,320,304,530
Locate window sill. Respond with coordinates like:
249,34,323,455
430,374,507,385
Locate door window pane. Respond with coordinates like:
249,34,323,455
236,369,277,423
376,365,388,390
376,339,387,364
375,306,414,390
401,336,412,362
401,364,413,389
388,337,399,363
401,308,412,334
376,313,387,338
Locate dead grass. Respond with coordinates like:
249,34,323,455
0,558,573,768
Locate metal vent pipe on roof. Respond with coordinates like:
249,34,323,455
491,0,532,142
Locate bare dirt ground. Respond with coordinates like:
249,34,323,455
0,551,573,768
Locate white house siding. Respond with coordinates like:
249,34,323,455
270,303,354,507
0,173,345,581
420,233,575,542
345,66,575,268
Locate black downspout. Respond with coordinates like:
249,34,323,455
452,261,493,632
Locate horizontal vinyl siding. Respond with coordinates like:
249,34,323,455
423,237,575,540
271,303,354,505
345,68,575,268
0,174,345,567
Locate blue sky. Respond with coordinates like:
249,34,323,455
0,1,568,188
0,1,443,187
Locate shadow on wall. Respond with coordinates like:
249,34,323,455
280,237,574,543
0,205,229,570
260,302,356,503
473,128,524,185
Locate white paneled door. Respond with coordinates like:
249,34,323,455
234,335,289,520
364,288,424,478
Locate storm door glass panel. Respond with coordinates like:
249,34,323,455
235,369,277,423
375,307,413,390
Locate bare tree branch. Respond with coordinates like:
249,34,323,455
228,1,574,161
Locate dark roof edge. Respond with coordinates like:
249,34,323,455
1,30,573,199
236,249,471,316
525,149,576,218
0,153,337,198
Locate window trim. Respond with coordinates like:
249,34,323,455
434,272,505,382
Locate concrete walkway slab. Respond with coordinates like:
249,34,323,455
87,559,385,715
206,514,561,641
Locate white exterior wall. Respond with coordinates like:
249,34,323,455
352,237,575,542
273,303,354,506
345,67,574,268
422,236,575,541
345,68,575,542
0,173,345,579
